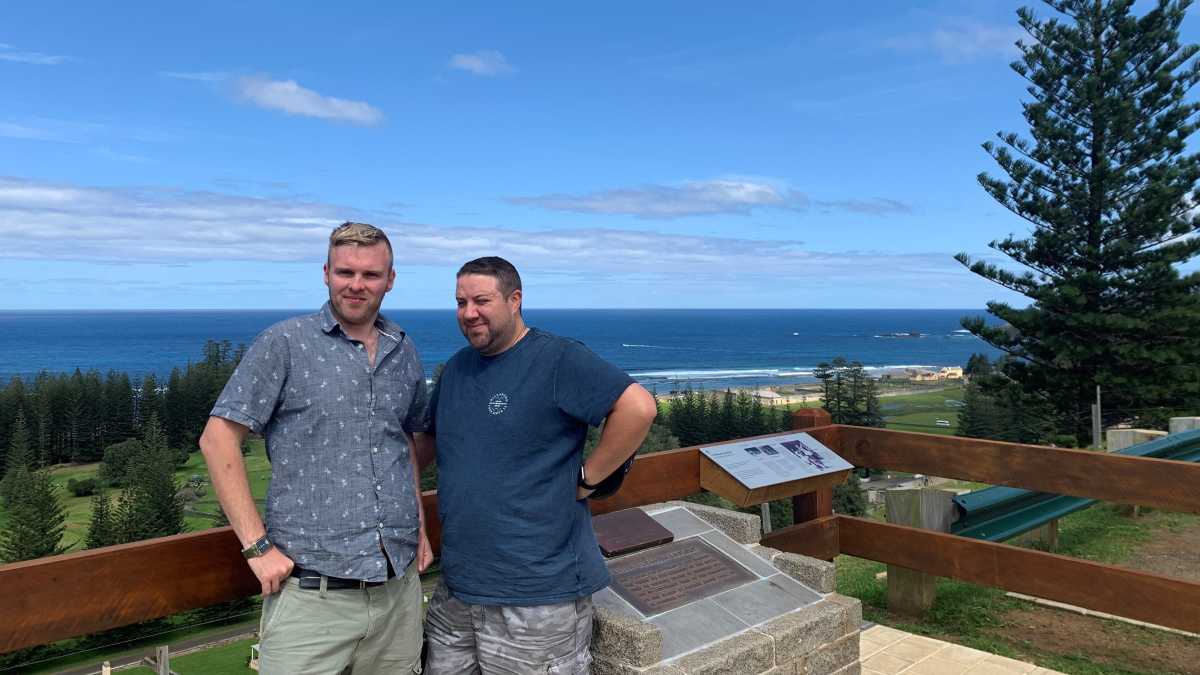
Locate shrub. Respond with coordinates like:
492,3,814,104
98,439,142,487
67,477,99,497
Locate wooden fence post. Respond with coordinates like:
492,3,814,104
884,488,957,616
791,409,833,525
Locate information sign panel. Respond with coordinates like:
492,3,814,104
699,432,853,490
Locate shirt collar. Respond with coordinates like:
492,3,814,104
319,301,406,342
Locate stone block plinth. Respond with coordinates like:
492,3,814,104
1169,417,1200,435
593,503,861,675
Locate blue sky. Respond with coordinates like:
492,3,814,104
3,1,1196,310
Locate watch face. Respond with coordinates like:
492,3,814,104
244,536,270,557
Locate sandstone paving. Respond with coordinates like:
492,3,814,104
859,626,1061,675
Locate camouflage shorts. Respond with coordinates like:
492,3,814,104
423,580,594,674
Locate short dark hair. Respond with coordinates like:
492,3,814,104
457,256,523,297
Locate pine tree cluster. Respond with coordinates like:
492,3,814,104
0,339,244,468
812,358,884,428
86,415,186,549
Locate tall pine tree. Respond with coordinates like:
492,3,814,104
959,0,1200,440
115,415,185,542
0,411,32,505
0,468,67,562
86,491,116,549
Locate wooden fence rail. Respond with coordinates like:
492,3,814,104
1,424,1198,655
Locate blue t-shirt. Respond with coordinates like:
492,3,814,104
429,328,634,605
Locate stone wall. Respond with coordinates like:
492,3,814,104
592,501,862,675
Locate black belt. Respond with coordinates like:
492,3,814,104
291,566,393,590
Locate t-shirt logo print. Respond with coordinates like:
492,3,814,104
487,393,509,415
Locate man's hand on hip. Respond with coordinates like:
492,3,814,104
249,547,294,596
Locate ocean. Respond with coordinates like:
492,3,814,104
0,309,1001,391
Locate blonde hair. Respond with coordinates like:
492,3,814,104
328,221,393,267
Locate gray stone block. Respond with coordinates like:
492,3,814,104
649,598,749,659
699,531,779,578
593,606,664,667
1170,416,1200,434
592,658,640,675
669,629,774,675
1105,428,1166,452
710,576,809,626
828,663,861,675
592,659,687,675
594,586,644,619
656,500,762,544
772,552,836,594
750,544,781,564
755,600,844,665
645,666,689,675
800,633,859,675
650,507,716,540
824,594,863,634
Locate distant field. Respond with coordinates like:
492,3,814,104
881,385,964,436
0,439,272,552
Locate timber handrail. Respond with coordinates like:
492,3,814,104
3,423,1200,654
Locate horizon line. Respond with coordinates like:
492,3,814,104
0,307,995,312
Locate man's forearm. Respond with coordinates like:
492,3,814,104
583,384,657,483
199,417,266,547
413,431,437,472
406,433,427,521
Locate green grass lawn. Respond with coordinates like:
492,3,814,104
22,617,261,675
124,638,258,675
23,438,272,552
881,385,963,436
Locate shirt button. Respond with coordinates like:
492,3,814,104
375,484,382,491
372,447,378,453
378,522,384,529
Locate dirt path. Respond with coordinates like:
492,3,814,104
984,514,1200,674
1121,516,1200,583
989,607,1200,674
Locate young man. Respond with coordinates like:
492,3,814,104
416,256,657,674
199,222,432,674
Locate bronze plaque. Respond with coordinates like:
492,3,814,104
608,538,757,615
593,508,675,557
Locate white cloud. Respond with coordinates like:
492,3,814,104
885,23,1024,63
0,43,68,65
159,71,228,82
0,176,959,290
509,179,807,219
448,50,516,76
814,198,912,215
234,76,384,126
0,121,69,142
509,179,913,219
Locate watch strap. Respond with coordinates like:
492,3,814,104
241,535,272,559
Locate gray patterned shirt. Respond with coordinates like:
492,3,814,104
211,302,428,582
